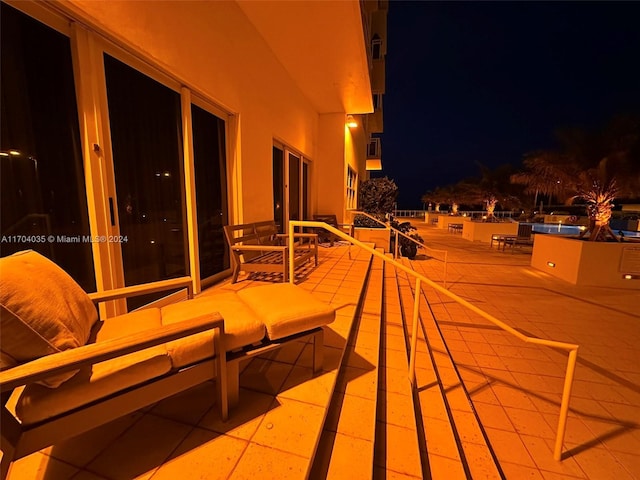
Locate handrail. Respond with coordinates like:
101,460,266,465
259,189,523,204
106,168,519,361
350,210,449,287
288,220,578,461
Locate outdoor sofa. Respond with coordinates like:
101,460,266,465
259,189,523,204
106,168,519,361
0,250,334,479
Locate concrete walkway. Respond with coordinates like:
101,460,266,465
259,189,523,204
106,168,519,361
409,222,640,479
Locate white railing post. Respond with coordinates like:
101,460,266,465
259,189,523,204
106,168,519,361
394,230,399,259
408,278,421,385
443,251,448,289
288,222,295,284
554,348,579,460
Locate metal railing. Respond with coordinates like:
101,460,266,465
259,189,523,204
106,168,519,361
350,210,448,287
393,209,426,218
288,220,579,461
392,209,518,219
458,210,517,219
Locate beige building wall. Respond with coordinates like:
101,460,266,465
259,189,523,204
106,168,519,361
61,0,370,224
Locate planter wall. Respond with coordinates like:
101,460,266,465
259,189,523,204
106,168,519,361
531,234,640,289
462,221,519,243
354,227,391,252
437,216,469,230
424,212,446,225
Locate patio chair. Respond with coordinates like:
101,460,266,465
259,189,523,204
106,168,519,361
313,214,354,246
0,250,335,479
502,224,534,252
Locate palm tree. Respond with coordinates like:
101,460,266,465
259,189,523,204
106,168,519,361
511,115,640,241
510,151,579,210
457,164,523,220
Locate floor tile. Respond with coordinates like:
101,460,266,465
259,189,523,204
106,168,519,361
251,397,325,458
84,414,192,480
9,453,80,480
229,443,308,479
199,388,276,440
151,428,247,480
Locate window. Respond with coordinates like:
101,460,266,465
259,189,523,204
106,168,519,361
372,35,382,60
0,2,95,291
2,3,232,303
104,54,187,292
273,146,284,231
367,138,381,158
192,104,229,280
372,93,382,111
347,166,358,210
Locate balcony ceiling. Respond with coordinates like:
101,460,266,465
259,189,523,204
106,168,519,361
238,0,373,115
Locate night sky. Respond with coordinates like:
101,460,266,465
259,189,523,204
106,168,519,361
378,1,640,209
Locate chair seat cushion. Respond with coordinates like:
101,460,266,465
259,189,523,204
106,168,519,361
161,293,265,366
15,308,170,425
237,283,335,340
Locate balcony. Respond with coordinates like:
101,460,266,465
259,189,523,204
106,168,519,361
6,223,639,479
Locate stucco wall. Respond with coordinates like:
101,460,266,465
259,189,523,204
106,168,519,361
65,0,322,223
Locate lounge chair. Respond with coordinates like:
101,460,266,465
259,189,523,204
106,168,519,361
502,224,534,252
0,250,335,479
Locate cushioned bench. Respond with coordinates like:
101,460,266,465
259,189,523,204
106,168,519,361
0,250,334,479
224,220,318,283
162,283,335,407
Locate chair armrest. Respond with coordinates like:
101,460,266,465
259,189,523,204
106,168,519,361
0,312,224,392
232,245,287,252
88,276,192,303
275,233,318,238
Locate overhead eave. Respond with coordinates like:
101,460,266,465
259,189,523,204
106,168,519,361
237,0,373,115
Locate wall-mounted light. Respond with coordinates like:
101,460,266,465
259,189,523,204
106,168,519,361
346,114,358,128
547,261,556,268
623,274,635,280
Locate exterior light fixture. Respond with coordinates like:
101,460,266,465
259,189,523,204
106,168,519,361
346,115,358,128
623,274,633,280
547,261,556,268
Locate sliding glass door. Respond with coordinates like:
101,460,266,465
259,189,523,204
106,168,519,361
272,144,310,233
0,2,95,292
191,103,229,281
104,54,188,291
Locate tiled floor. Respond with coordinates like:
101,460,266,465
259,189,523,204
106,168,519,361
410,223,640,479
6,223,640,479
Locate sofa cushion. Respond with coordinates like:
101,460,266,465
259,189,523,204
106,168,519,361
15,307,170,425
15,346,171,425
161,293,265,366
237,283,335,340
0,250,98,387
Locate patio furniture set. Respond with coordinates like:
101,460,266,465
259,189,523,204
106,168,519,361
0,218,337,478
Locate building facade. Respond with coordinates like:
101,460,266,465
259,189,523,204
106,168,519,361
0,0,387,309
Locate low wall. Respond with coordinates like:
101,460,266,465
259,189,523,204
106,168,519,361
354,227,390,252
462,221,519,243
437,216,469,230
531,235,640,288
